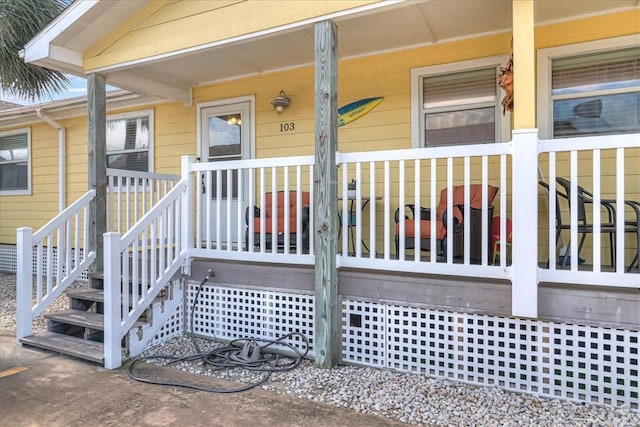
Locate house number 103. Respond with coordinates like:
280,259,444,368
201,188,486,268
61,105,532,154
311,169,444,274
280,122,295,132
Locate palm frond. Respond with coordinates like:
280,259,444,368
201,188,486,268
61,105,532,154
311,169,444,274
0,0,71,101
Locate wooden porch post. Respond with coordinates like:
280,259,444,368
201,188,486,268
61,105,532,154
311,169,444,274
314,20,340,368
87,73,107,273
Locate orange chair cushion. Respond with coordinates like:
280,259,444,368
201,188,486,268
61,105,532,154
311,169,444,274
253,191,310,234
437,184,499,218
397,184,498,240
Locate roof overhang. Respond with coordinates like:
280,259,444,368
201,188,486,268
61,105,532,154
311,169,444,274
0,90,163,128
21,0,640,105
23,1,148,75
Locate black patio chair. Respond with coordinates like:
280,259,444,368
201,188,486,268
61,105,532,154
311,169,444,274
553,177,640,271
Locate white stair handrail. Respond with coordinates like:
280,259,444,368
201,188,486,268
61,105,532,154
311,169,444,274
16,189,97,342
104,178,189,369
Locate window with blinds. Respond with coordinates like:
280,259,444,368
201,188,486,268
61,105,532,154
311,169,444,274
551,46,640,138
0,129,30,193
422,67,499,146
106,113,151,172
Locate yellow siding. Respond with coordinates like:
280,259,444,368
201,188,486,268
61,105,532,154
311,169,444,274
0,123,60,244
536,9,640,49
84,0,378,70
154,103,197,173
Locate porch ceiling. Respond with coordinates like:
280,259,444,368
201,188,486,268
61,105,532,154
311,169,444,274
26,0,638,104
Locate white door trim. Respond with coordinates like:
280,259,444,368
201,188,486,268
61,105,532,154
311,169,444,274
196,94,256,161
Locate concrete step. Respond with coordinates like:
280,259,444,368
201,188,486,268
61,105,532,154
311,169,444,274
20,331,105,364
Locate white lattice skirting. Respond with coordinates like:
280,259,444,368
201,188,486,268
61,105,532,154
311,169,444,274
0,244,88,281
148,298,184,348
186,282,638,411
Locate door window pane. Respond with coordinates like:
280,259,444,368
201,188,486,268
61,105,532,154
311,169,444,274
208,114,242,159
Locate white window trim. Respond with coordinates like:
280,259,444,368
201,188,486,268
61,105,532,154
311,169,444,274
106,108,154,172
536,34,640,139
0,127,31,196
411,55,511,148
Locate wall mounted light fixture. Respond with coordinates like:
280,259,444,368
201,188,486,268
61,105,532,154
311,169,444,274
271,90,290,113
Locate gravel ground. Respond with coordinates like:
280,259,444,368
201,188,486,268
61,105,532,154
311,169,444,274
2,272,638,426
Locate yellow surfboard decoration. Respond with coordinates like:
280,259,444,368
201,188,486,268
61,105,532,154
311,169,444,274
337,97,383,127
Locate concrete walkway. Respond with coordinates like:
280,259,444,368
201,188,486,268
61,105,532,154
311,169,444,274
0,330,408,427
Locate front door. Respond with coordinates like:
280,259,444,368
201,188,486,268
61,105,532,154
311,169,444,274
199,99,253,247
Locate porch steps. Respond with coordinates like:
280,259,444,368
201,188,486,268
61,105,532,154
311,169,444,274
45,309,106,330
19,274,155,365
20,331,105,364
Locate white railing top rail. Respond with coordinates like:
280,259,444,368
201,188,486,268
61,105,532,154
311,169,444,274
539,133,640,152
539,269,640,288
120,178,187,248
190,155,315,172
32,189,95,242
106,168,180,182
338,142,511,163
190,248,315,265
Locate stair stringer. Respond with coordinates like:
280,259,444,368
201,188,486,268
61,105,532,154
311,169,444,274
126,279,183,358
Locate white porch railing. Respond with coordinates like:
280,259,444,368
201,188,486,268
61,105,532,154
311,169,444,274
337,143,512,279
103,176,190,369
187,132,638,291
190,156,315,265
539,133,640,288
16,189,96,341
106,168,180,233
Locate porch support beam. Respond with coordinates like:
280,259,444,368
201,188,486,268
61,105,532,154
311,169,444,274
313,20,340,368
512,0,536,129
87,73,107,273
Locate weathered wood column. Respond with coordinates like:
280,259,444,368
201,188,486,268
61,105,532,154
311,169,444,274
87,73,107,272
313,20,339,368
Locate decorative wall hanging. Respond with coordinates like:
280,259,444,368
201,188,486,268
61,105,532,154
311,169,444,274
498,38,514,114
337,97,384,127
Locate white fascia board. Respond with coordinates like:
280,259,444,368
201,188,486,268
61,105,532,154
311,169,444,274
26,45,85,76
23,0,100,68
48,45,83,68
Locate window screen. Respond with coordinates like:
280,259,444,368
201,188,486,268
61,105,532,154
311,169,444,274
551,47,640,137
